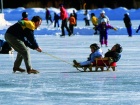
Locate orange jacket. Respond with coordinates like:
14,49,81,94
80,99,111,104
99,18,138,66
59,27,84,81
69,16,76,25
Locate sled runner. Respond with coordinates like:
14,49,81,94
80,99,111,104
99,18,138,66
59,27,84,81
73,57,117,72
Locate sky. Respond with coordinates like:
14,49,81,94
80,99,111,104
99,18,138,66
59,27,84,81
0,7,140,36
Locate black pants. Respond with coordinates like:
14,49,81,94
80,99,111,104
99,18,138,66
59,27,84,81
61,18,71,35
46,17,53,24
69,24,74,34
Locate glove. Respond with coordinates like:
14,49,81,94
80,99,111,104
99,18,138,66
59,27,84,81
136,29,139,33
114,28,117,31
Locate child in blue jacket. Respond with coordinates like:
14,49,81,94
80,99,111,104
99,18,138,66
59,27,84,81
73,43,103,67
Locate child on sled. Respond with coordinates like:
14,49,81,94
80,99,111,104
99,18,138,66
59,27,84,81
89,43,122,71
92,43,123,71
73,43,103,71
104,43,122,63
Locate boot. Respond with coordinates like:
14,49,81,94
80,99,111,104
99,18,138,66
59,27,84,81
13,67,26,73
27,68,39,74
94,32,97,35
73,60,80,67
60,35,65,37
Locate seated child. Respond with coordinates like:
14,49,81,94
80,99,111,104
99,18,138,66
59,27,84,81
73,43,103,67
0,39,13,54
104,43,122,62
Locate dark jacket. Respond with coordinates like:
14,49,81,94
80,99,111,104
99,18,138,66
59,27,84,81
54,13,60,22
6,20,38,49
123,14,132,28
0,39,12,54
105,51,121,62
46,10,51,19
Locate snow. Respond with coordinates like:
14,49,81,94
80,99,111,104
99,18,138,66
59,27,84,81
0,7,140,105
0,7,140,35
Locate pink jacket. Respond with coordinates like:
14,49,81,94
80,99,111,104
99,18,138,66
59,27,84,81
60,6,68,20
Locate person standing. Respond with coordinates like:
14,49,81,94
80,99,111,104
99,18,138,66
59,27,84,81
59,4,72,37
4,16,42,74
84,9,90,26
123,13,132,37
96,18,117,47
73,10,77,26
91,13,98,35
45,8,53,25
98,10,109,24
68,13,76,35
53,12,60,28
22,12,28,20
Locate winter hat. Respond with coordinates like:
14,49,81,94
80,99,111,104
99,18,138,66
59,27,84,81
70,13,74,16
115,44,122,53
100,10,105,14
91,13,95,16
124,12,129,16
59,4,63,7
90,43,100,51
22,12,28,18
101,18,107,23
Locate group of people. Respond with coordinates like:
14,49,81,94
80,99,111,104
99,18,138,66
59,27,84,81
45,6,129,48
1,6,78,74
90,10,140,47
45,6,139,42
45,5,77,36
2,5,134,74
90,10,117,47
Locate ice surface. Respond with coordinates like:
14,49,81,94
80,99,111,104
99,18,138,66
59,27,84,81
0,34,140,105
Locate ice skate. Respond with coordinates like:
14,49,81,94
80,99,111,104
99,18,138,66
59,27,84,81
27,68,39,74
13,67,26,73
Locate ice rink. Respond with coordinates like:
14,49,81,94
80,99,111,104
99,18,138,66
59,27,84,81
0,34,140,105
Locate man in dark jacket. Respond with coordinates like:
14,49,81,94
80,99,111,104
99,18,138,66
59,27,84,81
5,16,42,74
123,13,132,37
